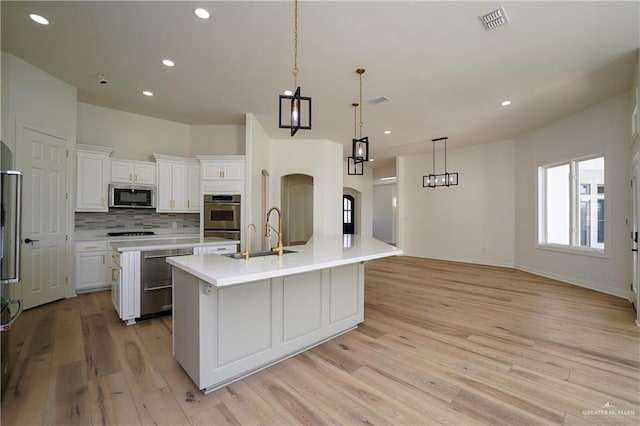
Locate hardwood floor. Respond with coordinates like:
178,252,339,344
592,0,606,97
2,256,639,425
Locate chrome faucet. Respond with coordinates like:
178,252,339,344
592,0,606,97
265,207,284,255
241,223,256,260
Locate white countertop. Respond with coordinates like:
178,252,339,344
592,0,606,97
112,237,239,252
166,234,402,287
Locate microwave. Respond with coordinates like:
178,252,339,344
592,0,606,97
109,184,156,209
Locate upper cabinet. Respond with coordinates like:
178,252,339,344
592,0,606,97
151,154,200,213
199,158,245,181
76,144,113,212
197,155,245,194
111,159,156,185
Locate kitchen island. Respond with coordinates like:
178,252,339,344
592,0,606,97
167,234,402,393
110,237,240,324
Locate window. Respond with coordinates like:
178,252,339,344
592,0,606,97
539,155,604,252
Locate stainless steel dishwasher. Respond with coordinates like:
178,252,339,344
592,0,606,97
140,248,193,317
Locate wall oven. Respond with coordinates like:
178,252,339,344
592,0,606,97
204,194,241,240
109,184,156,209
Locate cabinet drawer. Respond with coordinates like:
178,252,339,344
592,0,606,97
194,244,238,255
75,241,109,252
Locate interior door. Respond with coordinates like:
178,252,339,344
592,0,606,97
19,126,69,309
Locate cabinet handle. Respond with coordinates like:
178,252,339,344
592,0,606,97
134,174,138,182
129,173,133,181
111,268,118,281
187,200,190,208
101,197,105,207
84,245,98,249
102,255,105,264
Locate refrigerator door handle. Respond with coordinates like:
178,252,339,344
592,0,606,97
1,300,22,332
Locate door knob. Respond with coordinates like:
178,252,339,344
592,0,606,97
24,238,39,244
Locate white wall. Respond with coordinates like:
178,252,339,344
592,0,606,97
515,93,631,298
271,139,343,236
245,113,271,251
190,124,245,156
343,164,373,237
373,182,396,244
2,53,77,152
77,103,190,161
398,139,515,267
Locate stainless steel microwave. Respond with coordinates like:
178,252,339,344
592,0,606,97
109,184,156,209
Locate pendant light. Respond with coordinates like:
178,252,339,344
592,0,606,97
422,137,459,188
347,102,364,175
352,68,369,162
278,0,312,136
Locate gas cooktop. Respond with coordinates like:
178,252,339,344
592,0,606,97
107,231,156,237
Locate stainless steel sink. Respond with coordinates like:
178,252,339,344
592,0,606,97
226,249,297,259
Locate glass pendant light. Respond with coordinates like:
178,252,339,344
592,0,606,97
422,137,459,188
347,102,364,175
278,0,312,136
351,68,369,162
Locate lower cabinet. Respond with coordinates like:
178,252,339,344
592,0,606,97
75,241,110,293
113,243,239,325
173,263,364,393
193,244,237,255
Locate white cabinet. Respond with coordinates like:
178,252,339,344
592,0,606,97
152,154,199,213
197,156,245,194
201,160,245,181
157,161,186,212
76,145,113,212
111,159,156,185
186,163,201,212
75,241,110,293
112,250,140,325
193,243,237,255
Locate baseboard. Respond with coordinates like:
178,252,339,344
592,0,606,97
515,263,628,299
403,253,515,269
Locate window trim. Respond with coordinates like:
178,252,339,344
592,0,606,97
537,153,608,258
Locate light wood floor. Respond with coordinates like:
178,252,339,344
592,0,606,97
1,256,639,425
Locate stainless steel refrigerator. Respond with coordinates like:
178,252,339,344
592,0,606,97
0,140,23,393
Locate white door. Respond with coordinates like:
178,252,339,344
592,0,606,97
19,126,70,309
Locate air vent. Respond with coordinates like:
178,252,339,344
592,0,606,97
479,6,509,31
368,96,389,105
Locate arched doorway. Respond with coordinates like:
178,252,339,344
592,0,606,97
343,194,355,234
281,174,314,245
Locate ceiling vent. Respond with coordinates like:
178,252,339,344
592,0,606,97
368,96,389,105
479,6,509,31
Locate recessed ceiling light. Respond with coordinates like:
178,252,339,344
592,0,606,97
194,8,210,19
29,13,49,25
142,91,154,97
501,100,512,106
284,90,293,96
384,130,391,135
162,59,175,67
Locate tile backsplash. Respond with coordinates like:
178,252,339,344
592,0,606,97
75,210,199,230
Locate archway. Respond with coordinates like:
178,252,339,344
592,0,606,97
281,174,314,245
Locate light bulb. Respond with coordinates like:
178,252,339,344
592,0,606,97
358,146,363,156
291,99,299,126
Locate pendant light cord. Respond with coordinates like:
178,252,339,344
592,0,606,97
359,71,364,139
353,103,359,139
292,0,299,89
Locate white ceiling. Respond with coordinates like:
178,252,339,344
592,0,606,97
2,1,639,164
